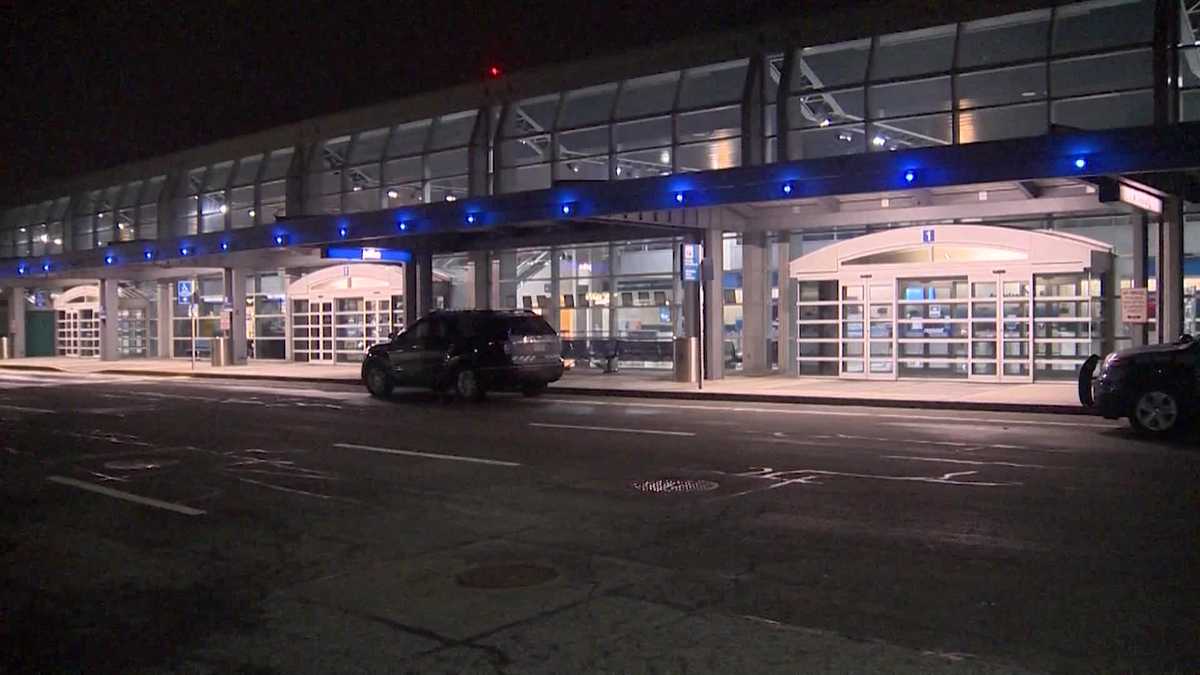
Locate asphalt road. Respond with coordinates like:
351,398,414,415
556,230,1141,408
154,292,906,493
0,370,1196,674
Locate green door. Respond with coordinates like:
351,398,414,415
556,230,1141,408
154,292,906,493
25,311,55,357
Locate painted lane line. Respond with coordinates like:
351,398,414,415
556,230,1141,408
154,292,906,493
0,403,54,413
334,442,522,467
537,397,1113,428
237,477,360,503
883,455,1051,469
529,422,695,437
46,476,205,516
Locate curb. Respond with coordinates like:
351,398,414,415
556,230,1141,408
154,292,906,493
95,369,362,386
0,364,66,373
546,385,1094,416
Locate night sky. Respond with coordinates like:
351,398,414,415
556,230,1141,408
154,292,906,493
1,0,813,204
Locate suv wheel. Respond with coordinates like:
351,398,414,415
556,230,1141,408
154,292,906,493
365,364,393,399
455,368,486,402
1130,389,1180,436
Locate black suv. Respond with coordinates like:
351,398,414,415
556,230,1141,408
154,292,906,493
361,310,564,401
1079,334,1199,436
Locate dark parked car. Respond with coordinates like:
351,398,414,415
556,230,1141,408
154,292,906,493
361,310,564,401
1079,334,1199,436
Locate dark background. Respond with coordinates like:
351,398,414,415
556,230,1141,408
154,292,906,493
1,0,813,204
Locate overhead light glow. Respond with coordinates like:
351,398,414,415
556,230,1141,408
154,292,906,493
1074,157,1087,169
560,202,576,216
352,185,363,192
42,263,50,272
338,226,349,238
445,194,457,202
674,191,686,204
219,204,228,214
104,255,115,265
659,150,670,164
398,221,409,231
248,209,256,218
53,238,62,246
466,213,477,225
17,265,27,275
144,250,154,260
38,234,48,243
97,212,104,218
782,182,794,195
274,234,287,246
179,246,190,256
387,189,399,199
904,170,916,183
819,118,831,127
872,135,887,147
220,241,230,251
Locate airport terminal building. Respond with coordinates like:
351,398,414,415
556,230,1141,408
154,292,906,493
2,0,1199,385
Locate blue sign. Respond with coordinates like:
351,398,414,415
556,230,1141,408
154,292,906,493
324,246,412,263
177,280,193,305
681,244,702,282
922,228,935,244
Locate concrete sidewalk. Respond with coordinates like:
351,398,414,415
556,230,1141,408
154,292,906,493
0,356,1087,414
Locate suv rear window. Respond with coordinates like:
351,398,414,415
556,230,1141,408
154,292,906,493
502,315,555,336
453,313,556,338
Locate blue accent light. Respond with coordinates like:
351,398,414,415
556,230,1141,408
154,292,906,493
398,220,409,231
904,170,916,184
782,182,794,195
179,246,190,257
674,191,686,204
466,213,477,225
560,202,575,216
220,241,230,251
274,233,288,246
338,226,349,238
1074,157,1087,169
144,250,154,260
104,255,115,265
41,263,50,273
16,264,27,276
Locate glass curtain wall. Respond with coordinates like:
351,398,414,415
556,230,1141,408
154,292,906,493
171,276,223,358
247,272,287,360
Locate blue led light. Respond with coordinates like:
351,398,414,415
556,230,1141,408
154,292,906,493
466,213,477,225
179,246,190,256
398,221,409,231
41,263,50,272
144,250,154,260
1074,157,1087,169
338,226,348,238
904,170,916,183
674,191,686,204
561,203,574,216
782,182,793,195
274,234,287,246
220,241,230,251
104,255,115,265
16,265,27,276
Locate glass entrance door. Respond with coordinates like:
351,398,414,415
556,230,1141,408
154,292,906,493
839,283,896,379
313,302,335,363
968,274,1032,382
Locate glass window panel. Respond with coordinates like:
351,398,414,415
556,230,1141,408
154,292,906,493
383,156,423,184
1182,89,1200,122
958,103,1048,143
347,164,380,191
676,140,741,172
556,155,609,182
793,39,871,90
349,127,389,163
344,188,379,213
319,136,351,172
677,105,741,143
384,182,424,205
500,137,550,167
118,181,141,208
559,125,609,158
1052,90,1153,129
872,25,956,80
869,76,951,118
137,204,157,239
1051,49,1152,98
789,89,865,129
1052,0,1154,55
958,9,1052,68
262,148,295,181
503,94,560,136
387,119,432,157
615,116,672,151
616,71,680,118
232,155,263,186
615,149,672,179
499,164,552,192
872,114,952,150
203,161,235,190
679,60,748,108
789,124,865,159
1178,47,1200,88
427,148,468,178
430,110,477,150
958,65,1047,109
428,175,468,202
558,83,617,129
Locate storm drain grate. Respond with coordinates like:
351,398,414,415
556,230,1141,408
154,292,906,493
103,459,179,471
456,563,559,589
631,478,719,494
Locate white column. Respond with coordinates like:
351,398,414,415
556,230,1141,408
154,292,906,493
741,231,770,374
547,246,561,331
775,234,795,375
1158,198,1184,342
471,250,491,309
156,282,172,358
99,279,119,361
7,287,26,358
224,268,248,364
703,227,724,380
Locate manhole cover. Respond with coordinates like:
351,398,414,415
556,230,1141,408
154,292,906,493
103,459,179,471
631,478,719,494
456,563,558,589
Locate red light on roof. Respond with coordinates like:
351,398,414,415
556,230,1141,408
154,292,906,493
488,65,502,78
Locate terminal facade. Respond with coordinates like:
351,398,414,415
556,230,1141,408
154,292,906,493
2,0,1199,383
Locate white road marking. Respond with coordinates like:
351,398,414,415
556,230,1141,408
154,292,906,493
529,422,695,437
883,455,1051,469
538,397,1113,428
0,403,54,413
814,433,1017,449
237,477,360,503
46,475,205,516
333,442,522,467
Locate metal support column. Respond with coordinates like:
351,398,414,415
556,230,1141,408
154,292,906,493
99,278,119,361
1131,212,1149,347
1158,196,1184,342
404,261,418,326
416,251,434,318
547,246,561,331
703,227,724,380
776,234,795,375
156,282,172,358
223,268,248,364
471,250,491,309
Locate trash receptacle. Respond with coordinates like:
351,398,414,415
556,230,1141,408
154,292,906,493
211,337,230,366
673,336,700,383
0,336,9,360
